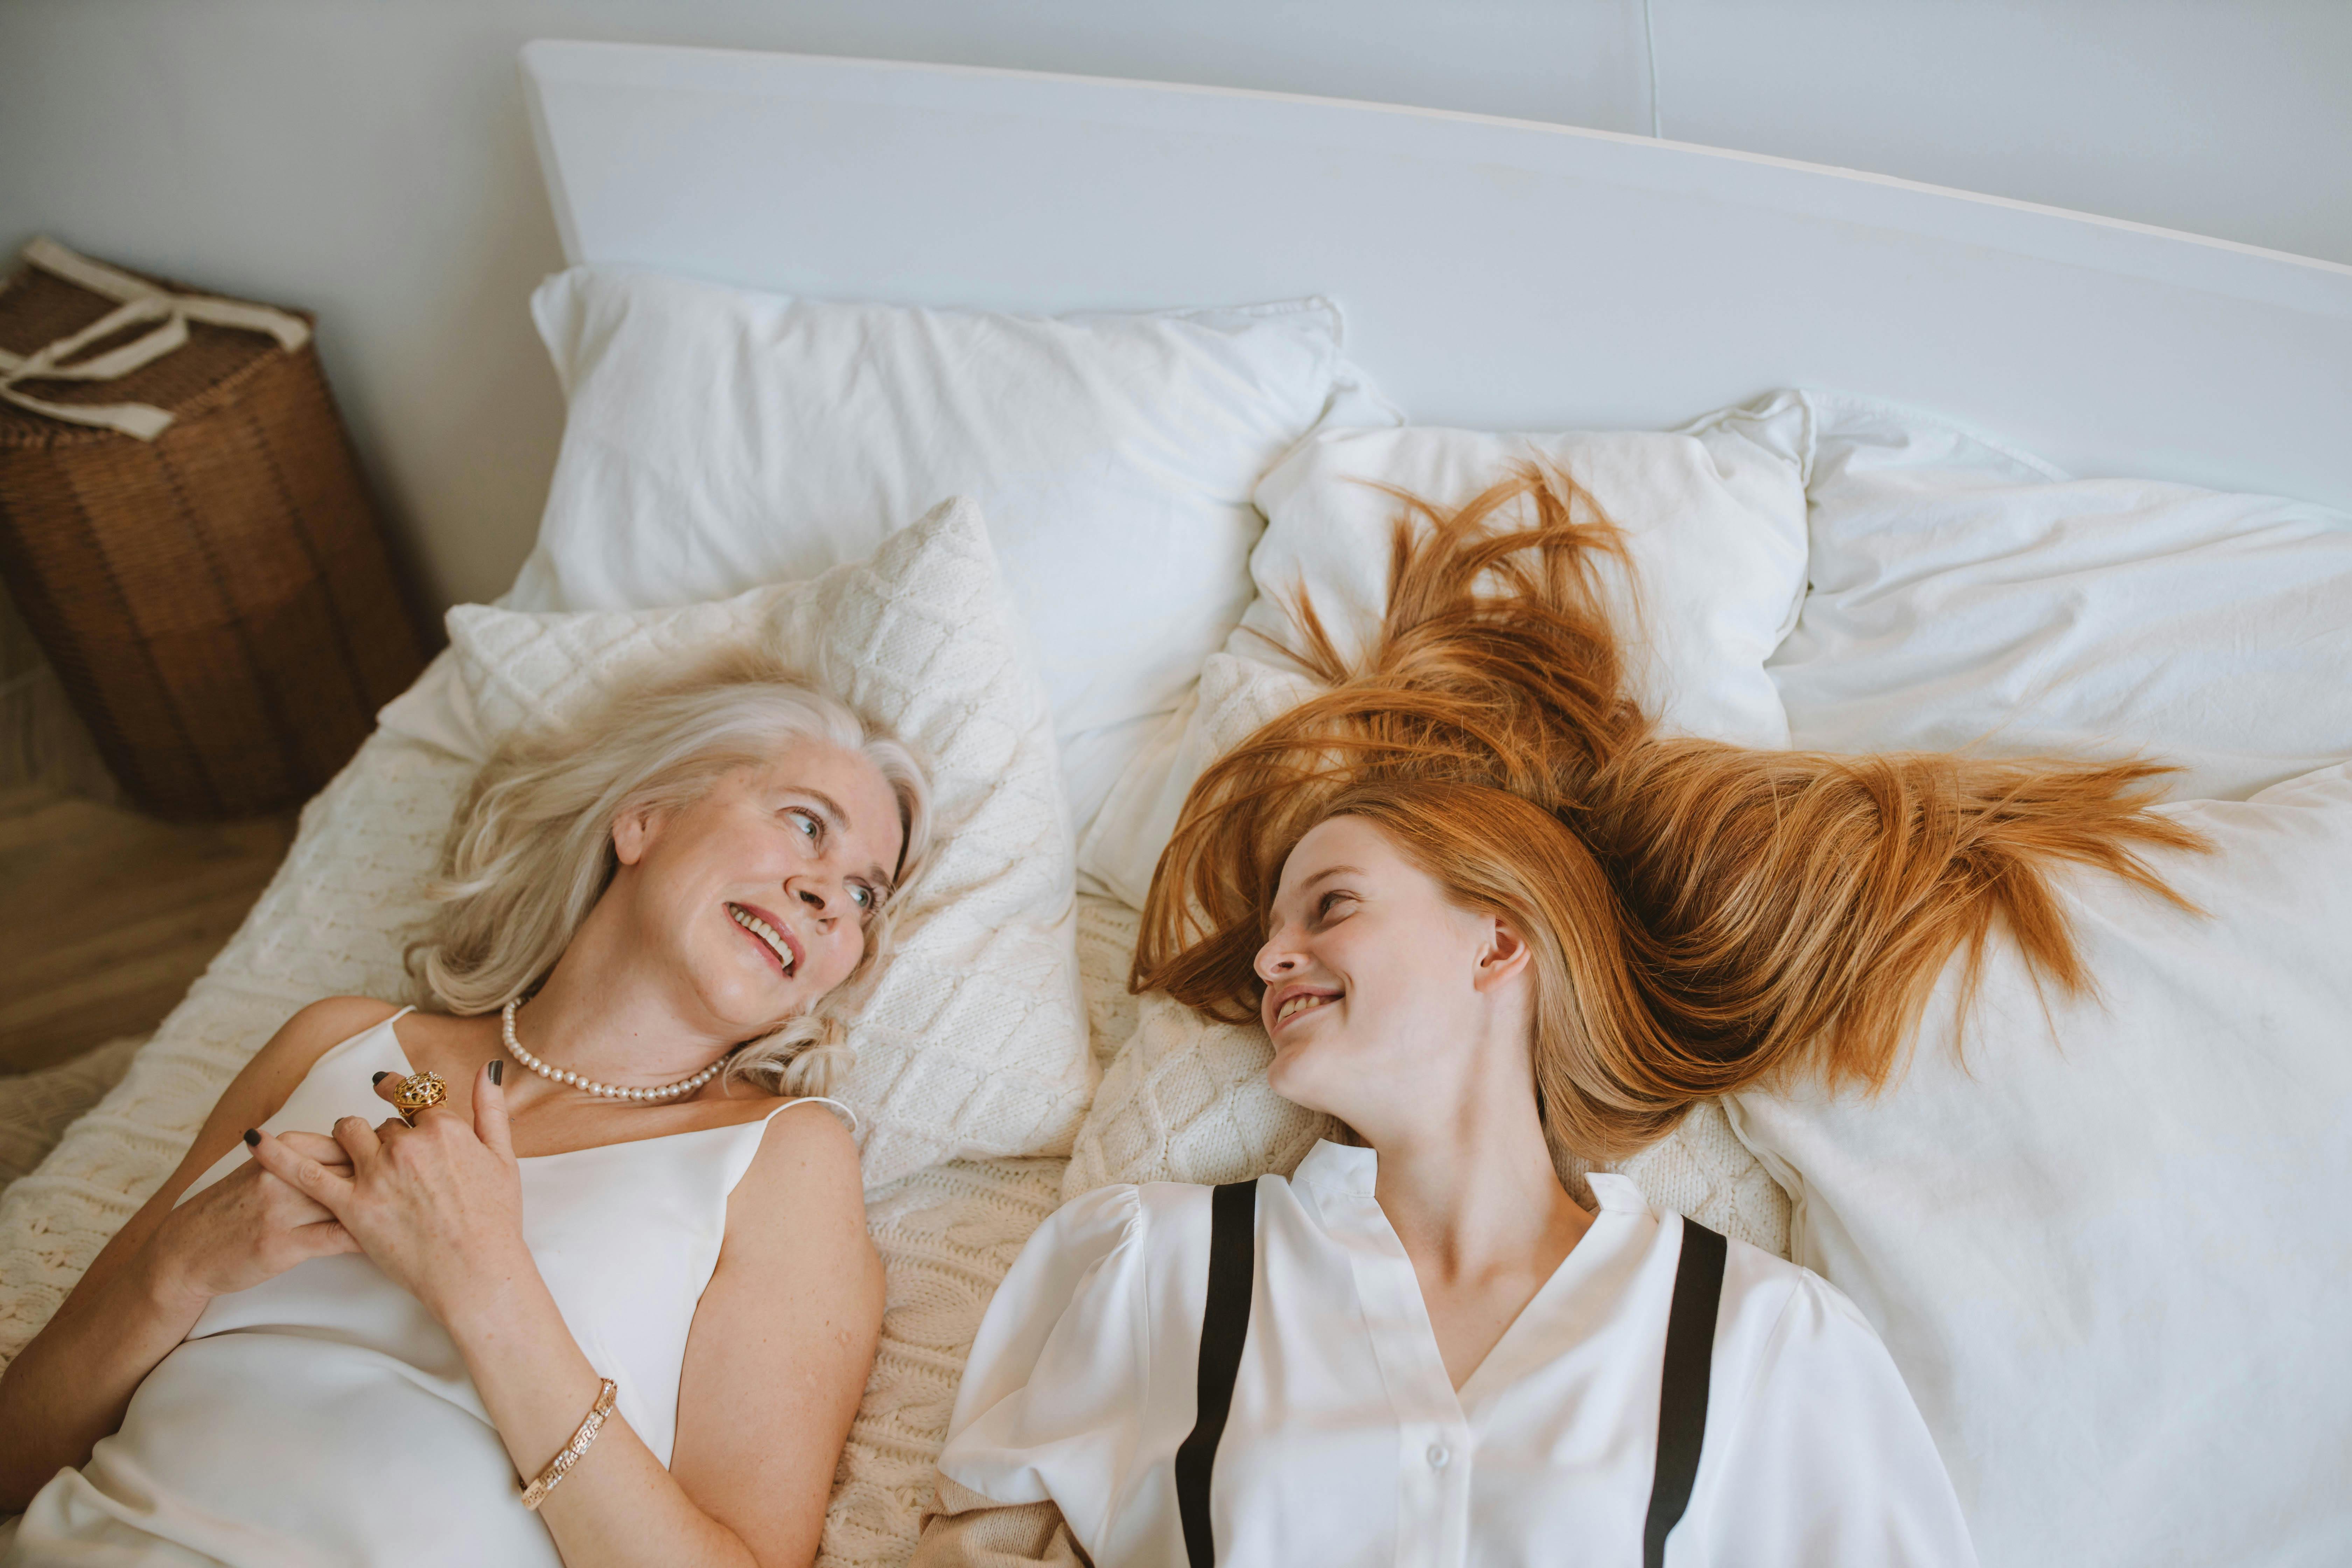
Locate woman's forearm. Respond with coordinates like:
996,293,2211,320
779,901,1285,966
0,1239,210,1509
445,1267,759,1568
0,1010,365,1511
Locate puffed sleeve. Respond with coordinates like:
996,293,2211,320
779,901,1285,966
1692,1272,1978,1568
932,1183,1153,1549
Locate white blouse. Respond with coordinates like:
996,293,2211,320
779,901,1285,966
937,1141,1975,1568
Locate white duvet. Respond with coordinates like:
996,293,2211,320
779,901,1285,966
1731,762,2352,1568
1765,390,2352,800
1735,392,2352,1568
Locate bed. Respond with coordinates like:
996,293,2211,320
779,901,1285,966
5,38,2350,1568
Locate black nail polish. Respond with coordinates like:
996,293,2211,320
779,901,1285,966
243,1128,260,1147
371,1071,391,1086
488,1061,504,1087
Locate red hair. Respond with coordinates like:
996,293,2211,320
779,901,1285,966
1135,466,2205,1162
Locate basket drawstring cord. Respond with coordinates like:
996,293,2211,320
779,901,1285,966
0,236,311,441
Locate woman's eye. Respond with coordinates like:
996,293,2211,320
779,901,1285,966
1317,890,1354,919
850,884,874,910
787,809,820,841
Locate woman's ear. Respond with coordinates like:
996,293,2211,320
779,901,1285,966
611,804,660,867
1472,916,1534,992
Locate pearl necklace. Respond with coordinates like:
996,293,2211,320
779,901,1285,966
500,1000,724,1103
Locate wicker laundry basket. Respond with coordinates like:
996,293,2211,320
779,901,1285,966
0,238,424,819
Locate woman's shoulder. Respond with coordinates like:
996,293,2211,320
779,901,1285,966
727,1095,868,1206
1601,1199,1876,1365
1043,1180,1153,1245
988,1181,1179,1293
239,996,406,1099
718,1098,878,1298
348,999,505,1088
1712,1228,1852,1310
976,1180,1241,1330
275,994,406,1055
1703,1226,1893,1379
1059,1178,1233,1248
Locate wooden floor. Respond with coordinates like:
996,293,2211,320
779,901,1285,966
0,785,296,1075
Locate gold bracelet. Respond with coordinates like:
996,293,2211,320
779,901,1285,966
520,1377,618,1511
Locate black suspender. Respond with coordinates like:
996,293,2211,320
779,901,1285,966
1174,1186,1728,1568
1643,1218,1729,1568
1174,1180,1258,1568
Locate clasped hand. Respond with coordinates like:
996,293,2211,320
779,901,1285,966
150,1130,361,1305
246,1064,528,1330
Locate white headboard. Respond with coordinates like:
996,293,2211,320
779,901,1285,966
521,39,2352,511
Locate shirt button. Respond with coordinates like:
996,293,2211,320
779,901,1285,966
1426,1443,1451,1470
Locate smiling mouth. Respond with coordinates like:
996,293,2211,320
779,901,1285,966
728,903,797,976
1273,991,1338,1026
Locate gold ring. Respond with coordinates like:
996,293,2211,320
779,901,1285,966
392,1070,447,1126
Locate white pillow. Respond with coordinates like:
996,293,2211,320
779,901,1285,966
447,498,1092,1188
1726,762,2352,1568
506,266,1392,835
1076,393,1812,910
1766,390,2352,800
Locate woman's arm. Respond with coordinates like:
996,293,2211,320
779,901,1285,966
486,1096,881,1568
1696,1273,1978,1567
659,1100,882,1567
0,996,394,1507
258,1072,882,1568
917,1183,1154,1567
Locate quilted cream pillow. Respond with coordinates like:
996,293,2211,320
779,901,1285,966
443,497,1091,1189
1063,653,1323,1197
1062,651,1791,1255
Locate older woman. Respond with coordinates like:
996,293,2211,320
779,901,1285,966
0,654,929,1568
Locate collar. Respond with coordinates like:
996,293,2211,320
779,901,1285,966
1292,1141,1653,1218
1292,1138,1379,1197
1583,1171,1652,1214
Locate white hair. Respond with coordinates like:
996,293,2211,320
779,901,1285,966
406,648,931,1097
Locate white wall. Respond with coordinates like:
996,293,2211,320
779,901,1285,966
4,0,2348,616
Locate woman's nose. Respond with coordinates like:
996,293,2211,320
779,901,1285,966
1254,929,1303,983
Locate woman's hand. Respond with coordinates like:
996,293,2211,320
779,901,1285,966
145,1131,360,1308
247,1064,530,1332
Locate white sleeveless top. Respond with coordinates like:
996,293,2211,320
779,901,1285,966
4,1010,846,1568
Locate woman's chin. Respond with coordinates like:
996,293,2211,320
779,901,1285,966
700,970,804,1038
1263,1046,1331,1117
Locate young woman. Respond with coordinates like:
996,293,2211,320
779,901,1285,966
0,652,929,1568
915,474,2199,1567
